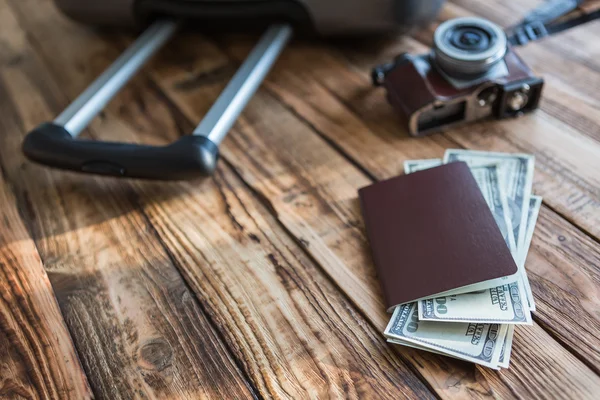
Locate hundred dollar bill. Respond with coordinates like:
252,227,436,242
498,325,515,368
413,162,531,323
385,303,507,369
388,323,515,369
387,339,449,357
403,159,442,173
417,258,532,324
418,280,531,324
470,164,517,253
521,196,542,264
491,196,540,312
519,195,542,311
387,338,485,367
443,150,534,254
388,328,514,369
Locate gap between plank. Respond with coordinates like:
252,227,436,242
143,32,600,384
130,190,264,400
23,13,599,383
17,5,599,389
140,78,443,399
0,170,103,400
531,312,600,375
305,43,600,246
255,69,600,375
4,6,264,397
219,156,444,399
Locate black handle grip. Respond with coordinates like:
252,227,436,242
22,123,219,180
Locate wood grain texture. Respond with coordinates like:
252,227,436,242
411,0,600,242
526,208,600,370
268,1,600,374
216,28,600,374
135,165,436,399
0,172,91,399
3,0,439,398
1,0,599,398
144,29,600,397
221,91,600,398
0,333,34,400
0,2,256,399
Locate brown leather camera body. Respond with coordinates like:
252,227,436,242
379,47,543,136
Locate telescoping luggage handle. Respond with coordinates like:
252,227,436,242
22,20,292,180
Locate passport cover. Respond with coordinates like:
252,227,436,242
359,162,518,310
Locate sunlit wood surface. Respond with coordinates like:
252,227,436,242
0,0,599,398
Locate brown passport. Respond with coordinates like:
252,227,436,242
359,162,518,310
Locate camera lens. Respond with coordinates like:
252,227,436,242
450,27,490,51
433,17,507,77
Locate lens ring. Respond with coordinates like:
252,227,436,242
433,17,507,77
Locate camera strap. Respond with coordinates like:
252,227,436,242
507,0,600,46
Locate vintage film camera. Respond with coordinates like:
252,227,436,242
372,17,544,136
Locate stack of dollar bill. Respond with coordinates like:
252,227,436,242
384,149,541,369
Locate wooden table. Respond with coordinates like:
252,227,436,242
1,0,599,398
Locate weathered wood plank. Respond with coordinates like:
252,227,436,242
0,333,34,400
0,2,257,399
407,2,600,240
7,0,600,399
278,11,600,246
414,0,600,135
526,207,600,368
224,91,600,396
362,44,600,240
218,35,600,371
4,1,441,398
135,163,437,399
448,0,600,68
294,2,600,371
145,31,600,397
0,171,92,399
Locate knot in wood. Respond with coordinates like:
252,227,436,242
138,338,173,371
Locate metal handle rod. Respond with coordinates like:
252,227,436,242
193,24,292,145
55,20,178,136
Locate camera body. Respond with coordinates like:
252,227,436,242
373,17,544,136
